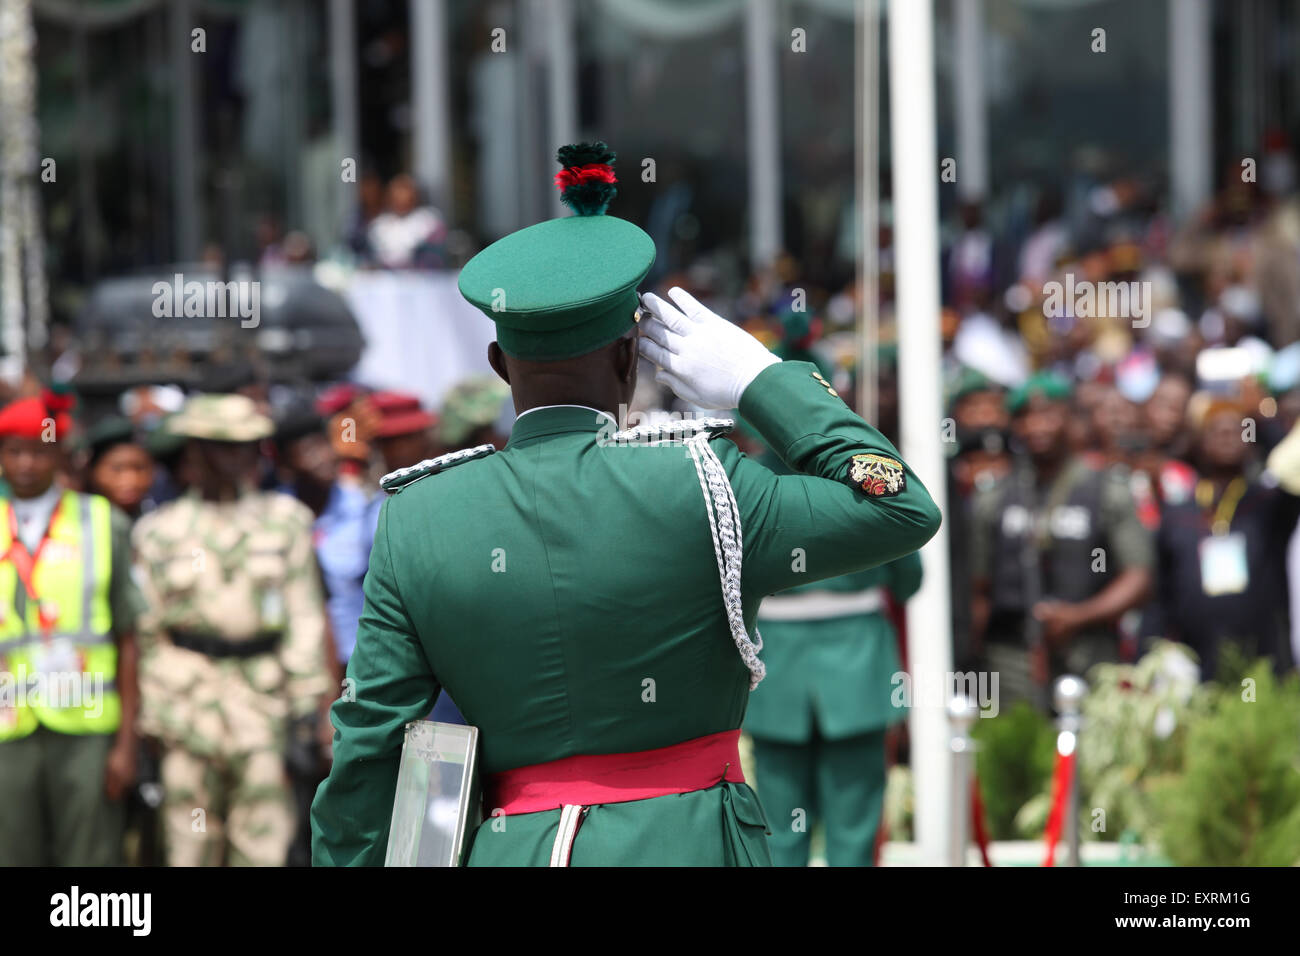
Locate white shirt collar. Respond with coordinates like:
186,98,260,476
11,484,63,553
513,404,618,427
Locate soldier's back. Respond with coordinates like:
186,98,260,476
383,415,749,775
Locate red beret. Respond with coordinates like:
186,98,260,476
370,390,436,439
316,383,367,418
0,397,70,442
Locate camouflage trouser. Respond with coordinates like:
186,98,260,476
160,746,293,866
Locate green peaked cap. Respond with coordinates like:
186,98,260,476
457,141,656,361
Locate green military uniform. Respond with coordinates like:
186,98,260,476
746,555,920,866
312,364,940,866
133,395,331,866
311,142,941,866
971,454,1153,704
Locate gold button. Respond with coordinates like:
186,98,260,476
827,387,838,397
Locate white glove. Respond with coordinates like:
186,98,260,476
638,287,780,410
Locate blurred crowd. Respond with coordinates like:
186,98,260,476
936,160,1300,699
7,142,1300,868
0,369,512,868
715,151,1300,710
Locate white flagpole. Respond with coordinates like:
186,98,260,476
888,0,955,866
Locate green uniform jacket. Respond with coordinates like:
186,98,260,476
311,361,941,865
744,554,922,743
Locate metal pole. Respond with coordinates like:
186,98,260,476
283,0,307,234
744,0,782,269
1054,674,1087,868
73,15,100,282
947,695,978,866
856,0,879,423
1168,0,1212,222
517,0,545,228
889,0,953,866
952,0,987,202
329,0,358,236
0,0,37,377
545,0,577,219
410,0,453,212
169,0,201,262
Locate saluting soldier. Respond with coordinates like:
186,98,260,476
311,143,941,866
133,395,331,866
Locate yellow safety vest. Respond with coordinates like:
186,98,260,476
0,490,117,740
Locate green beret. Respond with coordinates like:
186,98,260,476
946,365,1001,408
1007,371,1073,414
457,142,656,361
82,416,140,464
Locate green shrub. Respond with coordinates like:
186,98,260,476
1154,665,1300,866
987,642,1207,843
972,701,1056,839
1068,642,1208,841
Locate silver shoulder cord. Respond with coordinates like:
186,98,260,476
685,433,765,690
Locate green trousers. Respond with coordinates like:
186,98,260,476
751,728,886,867
0,727,123,866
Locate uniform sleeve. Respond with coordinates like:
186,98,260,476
280,505,332,718
108,506,143,636
885,551,924,603
1100,471,1154,572
311,497,440,867
730,361,942,599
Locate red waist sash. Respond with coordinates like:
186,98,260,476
488,729,745,816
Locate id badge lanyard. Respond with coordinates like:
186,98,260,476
4,498,64,643
1196,477,1247,537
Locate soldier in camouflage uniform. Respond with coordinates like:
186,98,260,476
970,374,1153,708
437,375,513,451
133,395,331,866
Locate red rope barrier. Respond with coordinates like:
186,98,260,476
1041,749,1076,867
971,773,993,867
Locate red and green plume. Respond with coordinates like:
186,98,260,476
554,141,617,216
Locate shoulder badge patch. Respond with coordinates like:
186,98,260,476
849,453,905,498
380,443,496,495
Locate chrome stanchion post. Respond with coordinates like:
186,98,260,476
1053,675,1087,868
947,694,978,867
